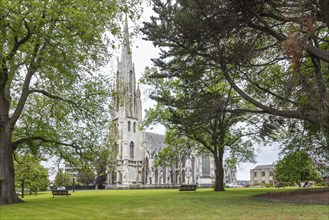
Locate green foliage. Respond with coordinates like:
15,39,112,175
274,151,322,184
142,0,329,158
93,148,113,185
77,167,95,185
142,51,258,191
0,0,143,203
14,154,49,193
54,170,72,187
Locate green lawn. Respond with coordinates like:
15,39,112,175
0,188,327,220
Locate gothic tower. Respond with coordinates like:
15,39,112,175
109,17,143,187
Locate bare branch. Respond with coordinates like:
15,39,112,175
29,89,78,106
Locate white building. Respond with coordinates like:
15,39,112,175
106,18,236,188
250,164,276,186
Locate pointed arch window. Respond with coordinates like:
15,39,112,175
202,155,210,176
155,170,158,184
133,122,136,133
129,70,133,93
129,141,134,159
182,170,186,183
182,156,186,167
162,167,166,184
128,121,131,132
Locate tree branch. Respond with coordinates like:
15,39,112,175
10,42,47,127
220,63,319,125
29,89,78,106
12,136,77,151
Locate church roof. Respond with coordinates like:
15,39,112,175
144,132,166,152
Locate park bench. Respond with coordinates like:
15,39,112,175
179,184,197,193
276,183,285,188
52,190,71,197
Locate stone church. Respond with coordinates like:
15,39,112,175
106,19,237,188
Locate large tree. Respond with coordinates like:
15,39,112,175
77,167,95,186
142,62,258,190
142,0,329,156
274,151,321,185
0,0,141,204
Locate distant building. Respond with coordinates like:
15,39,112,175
64,162,78,179
250,164,276,186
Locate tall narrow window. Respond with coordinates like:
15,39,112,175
191,157,195,182
162,167,166,184
116,71,120,110
170,170,174,184
128,121,131,132
155,170,158,184
133,122,136,133
129,141,134,159
129,70,133,93
129,96,133,116
182,156,186,167
201,155,210,176
145,158,149,184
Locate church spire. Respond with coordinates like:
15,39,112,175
121,14,131,62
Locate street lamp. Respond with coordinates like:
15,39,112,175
72,177,75,193
21,178,24,198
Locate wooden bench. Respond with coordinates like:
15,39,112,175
179,184,197,193
52,190,71,197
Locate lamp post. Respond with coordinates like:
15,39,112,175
72,177,75,193
21,178,24,198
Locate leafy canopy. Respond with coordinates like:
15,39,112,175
274,151,321,184
54,169,72,187
0,0,142,204
142,0,329,157
15,154,49,193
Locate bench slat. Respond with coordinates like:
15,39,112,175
179,184,197,193
52,190,71,197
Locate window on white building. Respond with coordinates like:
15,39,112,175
129,141,134,159
202,155,210,176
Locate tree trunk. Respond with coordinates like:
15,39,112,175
0,109,23,204
213,149,225,191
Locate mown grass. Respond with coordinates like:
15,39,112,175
0,188,327,220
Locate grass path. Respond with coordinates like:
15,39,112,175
0,188,328,219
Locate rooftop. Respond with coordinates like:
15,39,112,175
252,164,275,170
